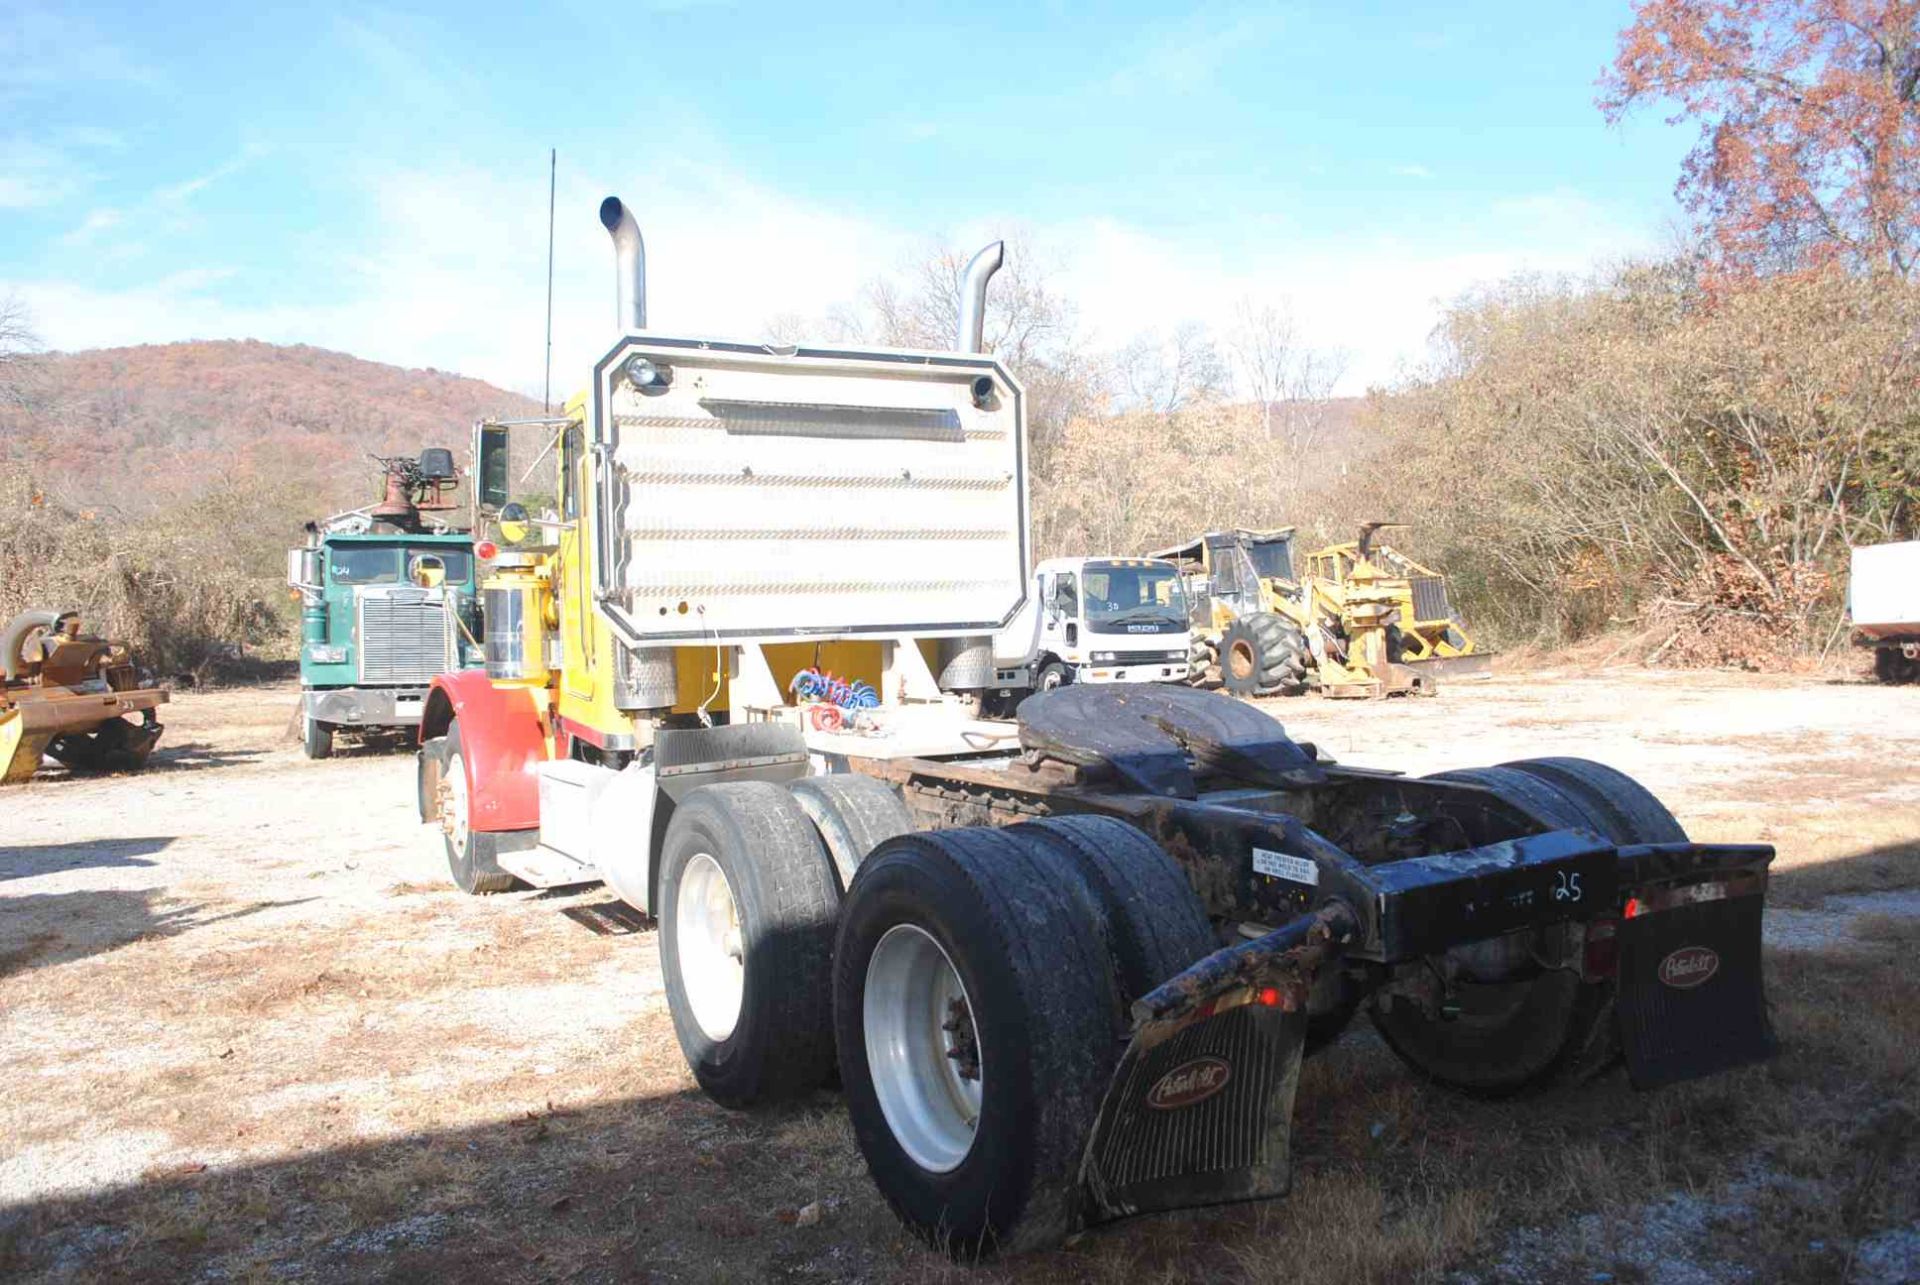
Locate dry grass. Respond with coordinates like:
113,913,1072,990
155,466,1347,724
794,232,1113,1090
2,676,1916,1282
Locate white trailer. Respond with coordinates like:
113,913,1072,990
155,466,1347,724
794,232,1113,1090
1850,540,1920,683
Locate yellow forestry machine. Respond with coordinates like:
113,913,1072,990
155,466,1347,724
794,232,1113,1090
1148,522,1490,699
1,609,168,783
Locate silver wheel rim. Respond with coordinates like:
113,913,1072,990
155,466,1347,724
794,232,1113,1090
864,923,981,1173
444,750,469,857
676,853,744,1042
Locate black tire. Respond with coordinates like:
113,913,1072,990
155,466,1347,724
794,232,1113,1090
835,827,1122,1258
1427,765,1597,833
1220,612,1307,697
1369,761,1682,1095
1498,757,1687,844
416,736,450,823
303,713,333,760
789,774,916,893
441,720,523,895
1015,815,1216,1007
1035,660,1070,692
659,782,840,1108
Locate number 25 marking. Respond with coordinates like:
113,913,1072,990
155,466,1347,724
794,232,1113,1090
1553,871,1583,902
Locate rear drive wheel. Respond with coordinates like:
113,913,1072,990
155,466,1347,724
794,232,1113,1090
1220,612,1308,697
836,827,1121,1257
1017,815,1215,1006
439,720,522,895
789,774,915,892
1371,759,1685,1095
303,713,334,760
660,782,840,1107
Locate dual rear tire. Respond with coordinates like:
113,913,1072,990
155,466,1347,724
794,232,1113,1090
1369,756,1686,1096
657,781,1218,1258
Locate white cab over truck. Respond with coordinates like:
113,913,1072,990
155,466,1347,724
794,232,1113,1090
970,556,1192,705
1850,539,1920,683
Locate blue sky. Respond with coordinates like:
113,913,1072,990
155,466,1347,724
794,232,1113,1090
0,2,1689,394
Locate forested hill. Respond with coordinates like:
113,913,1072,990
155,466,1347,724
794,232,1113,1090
2,340,540,516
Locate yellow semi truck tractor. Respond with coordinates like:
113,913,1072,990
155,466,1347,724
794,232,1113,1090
419,195,1781,1258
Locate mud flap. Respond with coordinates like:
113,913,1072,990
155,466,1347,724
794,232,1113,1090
1616,891,1772,1088
1081,1002,1307,1222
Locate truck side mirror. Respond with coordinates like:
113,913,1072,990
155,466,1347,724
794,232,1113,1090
288,548,322,590
474,424,511,514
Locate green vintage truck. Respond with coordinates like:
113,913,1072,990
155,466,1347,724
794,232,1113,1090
287,450,483,759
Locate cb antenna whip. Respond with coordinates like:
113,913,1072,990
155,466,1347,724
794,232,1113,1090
543,147,556,415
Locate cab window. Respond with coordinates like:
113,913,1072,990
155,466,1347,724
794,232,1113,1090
426,549,473,584
327,547,399,584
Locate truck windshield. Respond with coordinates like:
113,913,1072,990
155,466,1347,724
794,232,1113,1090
1081,564,1187,629
412,549,472,586
327,547,400,585
1248,537,1295,581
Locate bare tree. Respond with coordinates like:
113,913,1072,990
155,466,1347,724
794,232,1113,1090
0,293,40,407
1226,298,1350,492
1118,321,1229,415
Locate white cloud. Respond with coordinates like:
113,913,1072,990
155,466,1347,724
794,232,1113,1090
1392,164,1435,180
9,155,1653,401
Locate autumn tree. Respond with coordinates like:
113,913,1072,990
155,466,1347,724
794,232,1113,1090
1601,0,1920,277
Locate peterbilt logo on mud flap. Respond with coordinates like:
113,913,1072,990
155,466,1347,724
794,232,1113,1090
1145,1056,1232,1110
1659,945,1720,989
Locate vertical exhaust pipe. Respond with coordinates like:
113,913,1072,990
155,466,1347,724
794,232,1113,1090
598,196,646,331
955,240,1005,354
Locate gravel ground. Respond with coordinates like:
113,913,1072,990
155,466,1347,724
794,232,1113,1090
1,666,1915,1282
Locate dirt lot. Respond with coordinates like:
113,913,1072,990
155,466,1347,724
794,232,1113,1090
2,667,1916,1283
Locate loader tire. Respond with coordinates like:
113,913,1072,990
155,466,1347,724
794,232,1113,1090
835,826,1122,1258
789,774,915,893
660,782,840,1108
1220,613,1308,698
1017,815,1217,1007
439,720,524,895
1371,762,1684,1095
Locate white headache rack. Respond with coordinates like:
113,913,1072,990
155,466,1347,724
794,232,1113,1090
589,338,1029,647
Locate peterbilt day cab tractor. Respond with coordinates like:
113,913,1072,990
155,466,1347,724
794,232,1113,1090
418,196,1779,1258
288,450,482,758
1150,523,1488,699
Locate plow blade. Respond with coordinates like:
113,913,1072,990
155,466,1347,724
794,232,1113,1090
1617,887,1772,1088
1,705,52,784
1403,652,1493,682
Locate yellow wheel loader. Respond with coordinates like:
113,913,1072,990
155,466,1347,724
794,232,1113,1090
1147,523,1490,699
1,610,168,783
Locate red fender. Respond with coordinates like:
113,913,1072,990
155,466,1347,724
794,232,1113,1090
421,670,547,833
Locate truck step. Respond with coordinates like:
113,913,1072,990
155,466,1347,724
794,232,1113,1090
498,844,601,890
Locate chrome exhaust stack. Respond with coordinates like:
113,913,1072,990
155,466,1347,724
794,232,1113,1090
955,240,1005,354
599,196,647,331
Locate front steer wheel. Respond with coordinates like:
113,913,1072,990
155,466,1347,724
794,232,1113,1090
437,721,524,895
659,782,841,1108
835,826,1123,1258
